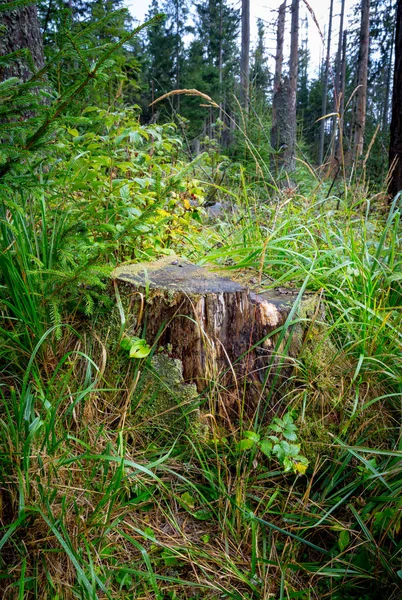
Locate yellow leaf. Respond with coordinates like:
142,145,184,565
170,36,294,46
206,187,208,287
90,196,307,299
183,198,191,210
294,462,308,475
156,209,170,217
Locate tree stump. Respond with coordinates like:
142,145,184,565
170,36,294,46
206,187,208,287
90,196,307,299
113,256,318,415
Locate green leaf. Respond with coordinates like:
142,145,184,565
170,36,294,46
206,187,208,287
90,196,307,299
192,508,213,521
287,443,301,457
259,439,273,457
283,430,298,441
121,336,151,359
144,527,156,540
283,457,294,472
338,530,350,552
238,438,255,451
243,431,260,443
282,412,294,426
161,550,180,567
180,492,196,510
129,339,151,359
120,338,132,351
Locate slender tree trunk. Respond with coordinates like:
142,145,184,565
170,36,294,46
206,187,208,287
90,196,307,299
335,29,348,161
287,0,299,173
270,0,287,174
273,0,286,94
331,0,346,157
340,31,347,123
271,0,299,176
218,0,223,121
353,0,370,158
318,0,334,164
382,20,394,134
175,0,180,110
0,0,44,82
388,0,402,198
240,0,250,111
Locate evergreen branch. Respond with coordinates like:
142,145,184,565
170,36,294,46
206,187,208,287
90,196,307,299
0,0,36,13
0,14,164,180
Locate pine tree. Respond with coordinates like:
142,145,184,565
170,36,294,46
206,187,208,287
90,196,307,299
181,0,239,139
145,0,176,103
250,18,271,107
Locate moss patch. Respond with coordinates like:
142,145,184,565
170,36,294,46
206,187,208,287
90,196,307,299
134,354,201,437
113,255,245,295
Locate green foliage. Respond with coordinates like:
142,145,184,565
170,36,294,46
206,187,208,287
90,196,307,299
0,17,205,367
238,412,309,475
120,335,151,359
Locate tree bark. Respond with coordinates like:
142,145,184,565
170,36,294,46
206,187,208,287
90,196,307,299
0,1,44,82
273,0,286,95
382,7,395,135
353,0,370,159
388,0,402,198
318,0,334,165
270,0,299,177
240,0,250,111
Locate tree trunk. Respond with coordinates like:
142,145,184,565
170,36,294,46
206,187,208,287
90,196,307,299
113,256,318,417
270,0,299,177
388,0,402,198
273,0,286,95
240,0,250,111
331,0,346,158
0,1,44,82
382,9,395,135
218,0,223,121
335,29,348,162
287,0,299,174
175,0,180,110
270,0,287,174
353,0,370,159
318,0,334,165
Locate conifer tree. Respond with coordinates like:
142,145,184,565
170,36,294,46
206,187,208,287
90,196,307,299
145,0,176,103
250,18,271,107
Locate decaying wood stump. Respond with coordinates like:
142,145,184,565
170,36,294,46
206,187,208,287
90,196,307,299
113,256,319,414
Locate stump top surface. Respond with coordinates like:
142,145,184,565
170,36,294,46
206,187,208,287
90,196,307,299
113,256,246,295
